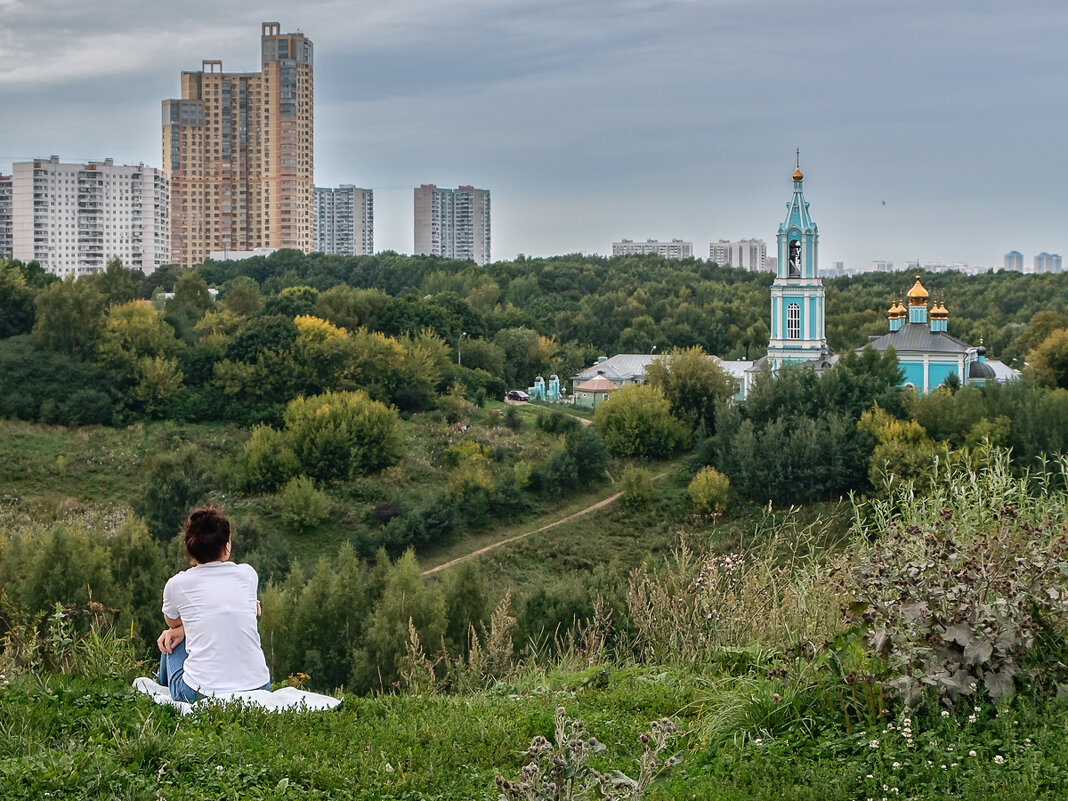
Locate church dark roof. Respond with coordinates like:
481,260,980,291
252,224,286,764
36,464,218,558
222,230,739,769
864,323,973,356
969,360,997,380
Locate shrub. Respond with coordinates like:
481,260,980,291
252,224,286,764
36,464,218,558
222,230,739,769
594,384,687,459
276,476,332,533
537,410,580,434
845,447,1068,706
564,425,610,484
284,389,404,482
131,446,213,543
233,425,299,493
688,466,730,516
619,466,654,511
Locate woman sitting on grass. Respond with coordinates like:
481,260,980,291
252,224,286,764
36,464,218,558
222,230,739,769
156,507,271,701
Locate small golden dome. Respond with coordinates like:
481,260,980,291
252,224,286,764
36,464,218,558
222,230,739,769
931,302,948,319
907,276,928,304
792,165,804,181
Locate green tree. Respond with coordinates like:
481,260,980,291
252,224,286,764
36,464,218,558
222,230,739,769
131,446,213,543
89,258,139,307
688,466,730,516
276,475,332,533
103,516,168,648
95,300,183,378
441,559,489,658
644,345,736,433
221,276,263,316
564,425,610,484
283,389,405,482
353,550,447,691
620,466,655,511
1010,309,1068,363
493,327,556,387
15,524,116,618
233,425,300,492
858,406,941,492
32,276,107,356
593,384,687,458
1027,328,1068,389
0,260,37,338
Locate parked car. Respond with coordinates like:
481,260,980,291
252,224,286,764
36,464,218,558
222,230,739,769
506,390,529,402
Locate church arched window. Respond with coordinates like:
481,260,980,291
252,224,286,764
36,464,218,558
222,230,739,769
787,303,800,339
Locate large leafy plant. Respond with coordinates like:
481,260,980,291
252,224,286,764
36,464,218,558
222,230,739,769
846,448,1068,705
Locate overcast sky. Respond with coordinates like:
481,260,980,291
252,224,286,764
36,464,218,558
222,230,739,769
2,0,1066,269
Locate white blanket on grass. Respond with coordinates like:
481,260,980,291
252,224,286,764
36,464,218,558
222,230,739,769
133,677,343,715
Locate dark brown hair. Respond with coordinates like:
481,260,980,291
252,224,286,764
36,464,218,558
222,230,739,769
184,507,231,564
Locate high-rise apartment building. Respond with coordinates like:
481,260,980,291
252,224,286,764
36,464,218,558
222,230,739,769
1004,251,1023,272
0,175,12,259
709,239,767,270
413,185,490,265
314,185,373,255
6,156,169,277
613,239,693,259
1034,252,1062,274
162,22,313,267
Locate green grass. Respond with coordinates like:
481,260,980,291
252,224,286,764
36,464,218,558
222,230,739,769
2,668,1066,800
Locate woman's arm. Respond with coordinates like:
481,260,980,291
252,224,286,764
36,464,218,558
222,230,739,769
158,614,185,654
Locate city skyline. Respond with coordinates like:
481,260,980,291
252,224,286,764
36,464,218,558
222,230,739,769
2,1,1067,268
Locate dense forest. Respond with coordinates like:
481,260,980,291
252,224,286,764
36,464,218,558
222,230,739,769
4,252,1068,797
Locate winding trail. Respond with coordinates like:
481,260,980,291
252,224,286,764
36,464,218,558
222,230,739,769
421,470,667,576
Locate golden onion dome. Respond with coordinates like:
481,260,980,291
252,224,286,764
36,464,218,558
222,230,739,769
907,276,928,304
792,165,804,181
931,302,948,318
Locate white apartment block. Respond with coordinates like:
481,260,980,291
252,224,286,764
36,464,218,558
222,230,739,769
0,175,11,259
871,260,895,273
613,238,693,259
9,156,169,277
709,239,767,270
414,184,491,265
1034,252,1062,274
314,185,373,256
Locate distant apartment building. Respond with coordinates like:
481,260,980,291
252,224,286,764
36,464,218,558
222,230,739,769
162,22,314,267
1034,252,1062,274
414,185,491,265
709,239,767,270
613,238,693,259
872,260,894,273
0,174,11,258
314,185,373,255
6,156,169,277
1004,251,1023,272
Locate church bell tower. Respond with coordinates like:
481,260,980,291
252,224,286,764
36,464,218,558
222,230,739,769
766,152,827,369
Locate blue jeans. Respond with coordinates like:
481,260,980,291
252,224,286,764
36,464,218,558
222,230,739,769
157,640,272,702
157,639,201,702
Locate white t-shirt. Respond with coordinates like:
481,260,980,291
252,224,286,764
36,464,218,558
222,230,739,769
162,561,271,694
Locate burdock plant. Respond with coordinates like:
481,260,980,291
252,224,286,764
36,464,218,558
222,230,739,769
495,707,679,801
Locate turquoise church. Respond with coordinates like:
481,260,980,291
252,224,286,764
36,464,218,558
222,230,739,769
737,157,1017,398
570,156,1017,402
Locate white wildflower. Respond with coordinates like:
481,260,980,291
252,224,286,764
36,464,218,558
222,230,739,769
994,755,1005,764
